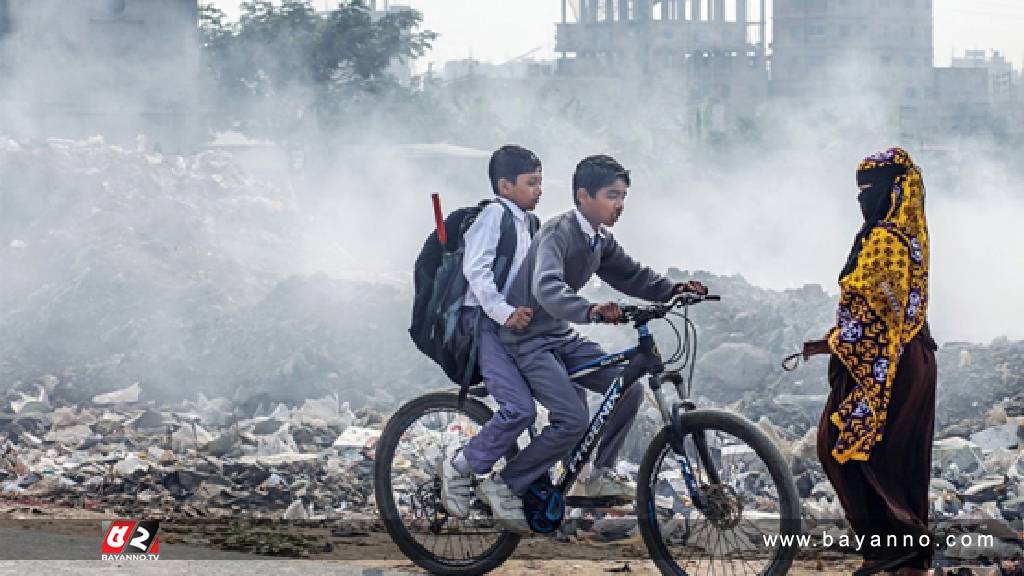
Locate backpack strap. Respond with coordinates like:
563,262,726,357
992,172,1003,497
492,199,520,293
458,199,521,409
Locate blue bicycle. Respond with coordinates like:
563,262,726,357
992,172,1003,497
375,292,801,575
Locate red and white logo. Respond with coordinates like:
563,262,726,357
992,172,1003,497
101,520,160,560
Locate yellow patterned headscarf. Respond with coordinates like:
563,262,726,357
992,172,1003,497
827,147,930,463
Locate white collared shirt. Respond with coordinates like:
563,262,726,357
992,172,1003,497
573,207,607,249
463,197,534,325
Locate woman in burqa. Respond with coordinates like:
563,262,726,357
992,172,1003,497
803,147,938,576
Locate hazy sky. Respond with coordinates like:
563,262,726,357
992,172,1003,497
211,0,1024,71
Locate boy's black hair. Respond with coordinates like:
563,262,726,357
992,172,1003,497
572,155,630,205
488,145,542,195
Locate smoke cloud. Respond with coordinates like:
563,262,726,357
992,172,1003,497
1,1,1021,405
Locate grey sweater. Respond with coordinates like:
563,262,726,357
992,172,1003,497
500,210,676,344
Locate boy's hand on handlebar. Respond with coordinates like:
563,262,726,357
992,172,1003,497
504,307,534,330
589,302,624,324
674,280,709,296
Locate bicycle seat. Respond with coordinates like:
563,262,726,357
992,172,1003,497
467,384,489,398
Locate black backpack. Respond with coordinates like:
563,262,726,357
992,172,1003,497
410,199,538,393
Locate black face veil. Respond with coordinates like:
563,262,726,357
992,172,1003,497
839,163,906,280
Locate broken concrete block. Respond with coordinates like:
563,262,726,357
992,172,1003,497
43,424,93,445
114,453,149,476
283,499,307,519
92,382,141,405
790,425,818,461
333,426,381,451
811,481,835,500
933,437,985,474
970,422,1020,451
960,476,1008,503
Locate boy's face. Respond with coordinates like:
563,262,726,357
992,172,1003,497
499,170,543,211
577,178,627,227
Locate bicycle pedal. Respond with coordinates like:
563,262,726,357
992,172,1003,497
564,496,632,508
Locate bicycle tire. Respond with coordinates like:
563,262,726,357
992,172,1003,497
374,391,522,575
637,409,802,576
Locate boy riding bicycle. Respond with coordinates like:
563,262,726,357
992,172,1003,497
496,154,707,504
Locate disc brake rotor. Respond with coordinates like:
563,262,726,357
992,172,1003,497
700,483,743,529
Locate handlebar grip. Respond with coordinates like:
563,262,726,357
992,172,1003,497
705,295,722,301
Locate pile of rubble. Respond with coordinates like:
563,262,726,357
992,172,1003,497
0,379,388,524
1,372,1021,566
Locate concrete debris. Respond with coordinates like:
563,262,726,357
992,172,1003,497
4,385,1014,559
933,437,986,476
0,385,388,526
960,476,1009,503
114,453,149,476
92,382,141,405
970,421,1021,451
42,424,93,445
790,426,819,461
283,499,308,520
332,426,381,450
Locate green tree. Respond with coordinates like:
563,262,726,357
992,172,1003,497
198,1,437,141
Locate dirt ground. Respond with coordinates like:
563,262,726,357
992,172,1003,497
0,499,863,574
350,557,863,575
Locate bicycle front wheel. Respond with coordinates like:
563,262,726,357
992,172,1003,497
637,409,801,576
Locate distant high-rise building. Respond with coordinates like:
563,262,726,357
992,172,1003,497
951,49,1016,104
771,0,934,102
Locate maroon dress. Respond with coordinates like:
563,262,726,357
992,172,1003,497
817,324,938,572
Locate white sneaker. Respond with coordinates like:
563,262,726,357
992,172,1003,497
567,468,636,500
440,445,472,519
477,473,530,534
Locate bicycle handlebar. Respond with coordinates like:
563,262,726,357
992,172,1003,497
589,292,721,324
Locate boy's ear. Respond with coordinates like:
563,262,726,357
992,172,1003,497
575,187,589,205
497,177,514,196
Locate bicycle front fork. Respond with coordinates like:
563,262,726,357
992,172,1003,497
648,373,720,509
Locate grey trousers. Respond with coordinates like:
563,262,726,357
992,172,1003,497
499,331,643,495
461,308,536,475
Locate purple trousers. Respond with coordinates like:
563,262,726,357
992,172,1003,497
499,330,642,495
461,308,536,475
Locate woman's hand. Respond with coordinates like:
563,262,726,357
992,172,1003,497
802,339,831,360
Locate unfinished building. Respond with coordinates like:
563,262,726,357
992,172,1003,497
555,1,769,130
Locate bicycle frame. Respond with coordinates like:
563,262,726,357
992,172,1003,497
556,322,704,502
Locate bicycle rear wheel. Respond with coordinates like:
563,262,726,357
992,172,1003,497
374,391,521,575
637,409,801,576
